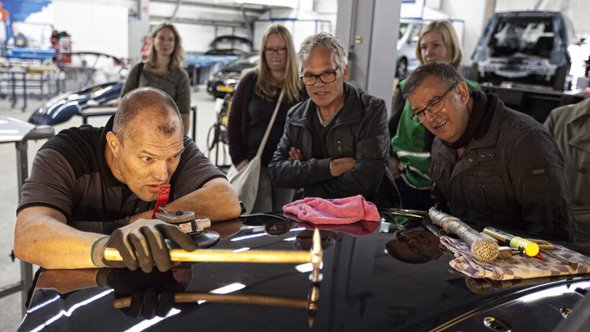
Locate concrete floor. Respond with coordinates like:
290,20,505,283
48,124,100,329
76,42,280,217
0,87,221,331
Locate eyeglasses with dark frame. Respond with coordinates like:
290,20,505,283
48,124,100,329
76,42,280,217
300,66,341,86
412,82,458,122
264,47,287,55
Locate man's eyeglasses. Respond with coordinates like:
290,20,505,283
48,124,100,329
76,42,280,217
264,47,287,55
412,82,458,122
300,66,341,86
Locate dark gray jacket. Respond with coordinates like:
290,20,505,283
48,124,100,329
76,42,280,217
430,92,573,241
269,83,399,208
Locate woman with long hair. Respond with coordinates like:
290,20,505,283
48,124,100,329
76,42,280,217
227,24,306,213
389,20,480,210
122,22,191,135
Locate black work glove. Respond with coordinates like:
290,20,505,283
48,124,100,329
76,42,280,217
92,218,197,273
97,268,194,319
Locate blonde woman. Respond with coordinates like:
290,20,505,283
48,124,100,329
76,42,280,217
227,24,305,213
122,22,191,135
388,20,479,210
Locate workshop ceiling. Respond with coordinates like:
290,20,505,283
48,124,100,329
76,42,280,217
150,0,297,28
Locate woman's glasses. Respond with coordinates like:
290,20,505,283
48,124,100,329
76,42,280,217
264,47,287,55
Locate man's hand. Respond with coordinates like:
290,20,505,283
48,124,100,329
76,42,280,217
288,147,303,161
388,158,403,179
329,157,356,177
91,219,197,273
235,159,249,171
97,267,194,319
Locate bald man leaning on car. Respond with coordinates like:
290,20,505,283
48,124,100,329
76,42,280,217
14,87,241,273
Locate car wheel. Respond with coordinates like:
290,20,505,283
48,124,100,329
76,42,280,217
396,58,408,79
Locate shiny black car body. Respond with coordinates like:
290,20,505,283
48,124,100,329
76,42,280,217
18,215,590,331
27,80,123,125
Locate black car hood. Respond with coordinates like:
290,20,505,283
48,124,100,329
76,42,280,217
18,215,590,331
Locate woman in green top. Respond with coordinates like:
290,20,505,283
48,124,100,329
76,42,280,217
122,23,191,135
388,20,479,210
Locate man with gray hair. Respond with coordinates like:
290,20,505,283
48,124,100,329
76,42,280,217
269,32,399,207
14,87,241,272
403,61,573,240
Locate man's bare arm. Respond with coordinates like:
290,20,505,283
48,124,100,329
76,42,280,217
132,177,241,222
14,206,104,269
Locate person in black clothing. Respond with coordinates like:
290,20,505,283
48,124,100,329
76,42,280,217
269,32,399,207
227,24,306,213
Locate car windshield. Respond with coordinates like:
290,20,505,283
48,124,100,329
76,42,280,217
490,16,554,57
399,22,409,40
209,36,253,55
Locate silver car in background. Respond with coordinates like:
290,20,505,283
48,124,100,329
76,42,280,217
395,19,426,79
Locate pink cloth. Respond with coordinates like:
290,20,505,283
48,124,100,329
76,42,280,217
298,219,380,237
282,195,380,224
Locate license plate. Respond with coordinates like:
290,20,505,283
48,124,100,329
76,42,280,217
217,85,234,93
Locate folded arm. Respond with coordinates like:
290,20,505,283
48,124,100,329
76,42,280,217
270,101,389,198
303,136,388,198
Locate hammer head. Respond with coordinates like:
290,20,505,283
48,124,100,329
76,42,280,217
308,228,323,327
155,209,195,223
155,208,211,234
310,228,323,284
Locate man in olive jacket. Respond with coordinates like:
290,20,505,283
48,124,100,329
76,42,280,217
269,33,399,208
545,98,590,244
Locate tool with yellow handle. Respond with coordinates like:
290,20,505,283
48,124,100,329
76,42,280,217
104,228,323,273
104,247,314,263
106,229,324,327
482,227,539,257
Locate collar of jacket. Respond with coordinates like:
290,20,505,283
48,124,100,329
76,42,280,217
289,82,363,127
442,92,503,158
438,93,505,179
